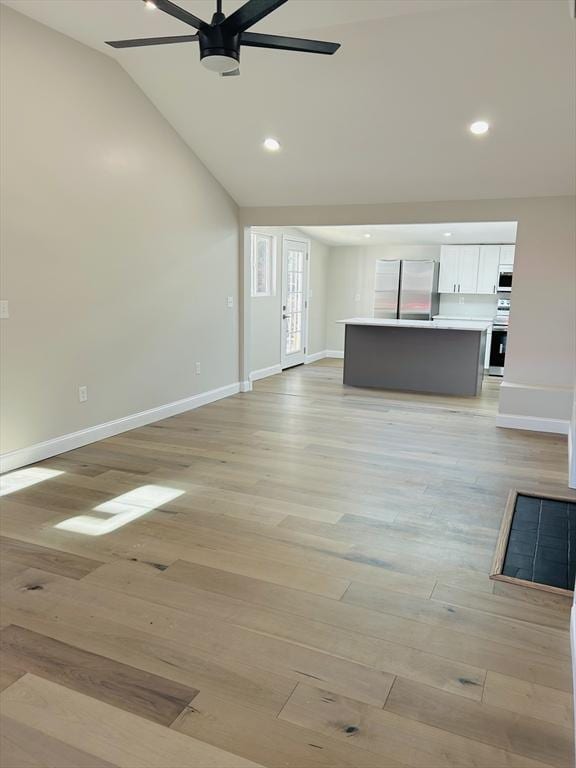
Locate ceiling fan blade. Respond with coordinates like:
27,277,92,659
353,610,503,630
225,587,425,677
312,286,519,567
106,34,199,48
221,0,288,35
221,68,240,77
241,32,340,55
150,0,206,30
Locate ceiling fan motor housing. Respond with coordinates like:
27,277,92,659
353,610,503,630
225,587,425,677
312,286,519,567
198,24,240,72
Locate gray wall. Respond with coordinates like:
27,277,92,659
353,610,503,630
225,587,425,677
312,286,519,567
1,7,239,454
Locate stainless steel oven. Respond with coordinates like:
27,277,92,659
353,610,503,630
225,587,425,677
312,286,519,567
497,266,513,292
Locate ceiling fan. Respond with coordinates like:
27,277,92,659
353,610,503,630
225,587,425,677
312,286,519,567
106,0,341,77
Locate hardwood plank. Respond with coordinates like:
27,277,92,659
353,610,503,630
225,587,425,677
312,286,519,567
483,671,573,729
279,682,553,768
0,715,116,768
384,676,573,768
492,580,572,612
2,567,395,709
0,536,103,580
0,559,30,584
143,559,576,692
343,580,570,660
172,691,406,768
1,606,295,717
431,582,569,631
0,625,198,725
164,548,351,599
1,675,264,767
85,560,484,701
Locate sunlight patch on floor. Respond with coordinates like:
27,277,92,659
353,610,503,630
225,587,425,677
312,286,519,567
54,485,184,536
0,467,64,497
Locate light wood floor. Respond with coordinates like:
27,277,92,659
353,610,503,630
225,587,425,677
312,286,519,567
1,359,574,768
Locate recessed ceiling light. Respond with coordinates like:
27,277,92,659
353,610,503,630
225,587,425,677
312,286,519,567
363,233,372,239
144,0,157,8
443,232,452,237
469,120,490,136
263,137,281,152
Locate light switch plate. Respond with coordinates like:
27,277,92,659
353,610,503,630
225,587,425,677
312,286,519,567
227,296,234,308
0,301,9,319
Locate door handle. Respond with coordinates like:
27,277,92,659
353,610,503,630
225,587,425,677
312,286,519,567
283,314,288,320
493,285,496,293
453,283,456,292
458,284,461,292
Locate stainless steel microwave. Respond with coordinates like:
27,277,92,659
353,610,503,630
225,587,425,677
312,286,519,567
497,266,513,292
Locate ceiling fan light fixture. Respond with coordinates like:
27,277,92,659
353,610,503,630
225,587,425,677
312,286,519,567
201,53,240,73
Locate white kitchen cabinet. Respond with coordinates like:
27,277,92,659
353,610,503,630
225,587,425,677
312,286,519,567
458,246,480,293
439,245,479,293
438,246,460,293
499,245,515,265
477,245,500,295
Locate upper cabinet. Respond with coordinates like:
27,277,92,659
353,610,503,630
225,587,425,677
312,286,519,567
458,246,480,293
439,245,479,294
439,244,515,294
476,245,500,295
438,246,460,293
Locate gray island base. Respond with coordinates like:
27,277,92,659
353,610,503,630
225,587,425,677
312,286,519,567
340,318,488,397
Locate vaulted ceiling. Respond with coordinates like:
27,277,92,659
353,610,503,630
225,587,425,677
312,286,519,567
4,0,575,207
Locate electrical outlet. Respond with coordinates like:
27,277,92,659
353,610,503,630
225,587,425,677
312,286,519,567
0,301,9,319
195,362,201,375
354,294,361,302
227,296,234,308
78,385,88,403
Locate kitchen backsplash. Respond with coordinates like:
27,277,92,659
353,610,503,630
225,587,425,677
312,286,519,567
438,294,498,318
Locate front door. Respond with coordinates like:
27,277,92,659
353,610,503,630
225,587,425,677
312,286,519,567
281,238,308,369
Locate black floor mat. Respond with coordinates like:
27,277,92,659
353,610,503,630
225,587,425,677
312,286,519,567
502,494,576,591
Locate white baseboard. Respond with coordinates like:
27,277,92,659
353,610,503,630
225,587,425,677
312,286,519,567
304,350,327,364
0,382,241,474
325,350,344,359
496,413,570,435
249,365,282,382
239,380,253,393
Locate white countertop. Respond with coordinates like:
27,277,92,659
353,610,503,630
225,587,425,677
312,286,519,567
338,317,491,331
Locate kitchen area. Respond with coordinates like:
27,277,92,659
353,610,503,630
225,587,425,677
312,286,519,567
338,240,513,396
300,221,516,398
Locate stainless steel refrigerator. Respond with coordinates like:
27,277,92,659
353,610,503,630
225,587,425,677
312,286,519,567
374,260,439,320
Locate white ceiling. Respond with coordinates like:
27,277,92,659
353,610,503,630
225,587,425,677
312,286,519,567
3,0,575,207
298,221,518,246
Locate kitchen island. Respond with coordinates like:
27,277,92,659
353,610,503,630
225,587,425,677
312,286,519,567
338,318,490,396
